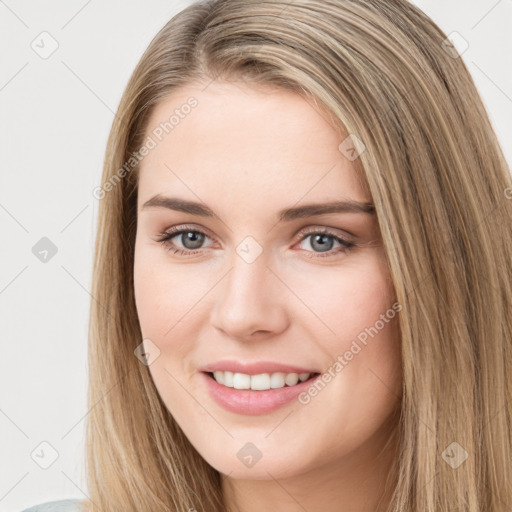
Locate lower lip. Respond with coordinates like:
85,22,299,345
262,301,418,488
200,371,321,415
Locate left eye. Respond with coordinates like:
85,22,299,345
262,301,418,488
298,231,354,256
156,227,356,258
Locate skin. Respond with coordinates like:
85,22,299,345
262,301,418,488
133,79,402,512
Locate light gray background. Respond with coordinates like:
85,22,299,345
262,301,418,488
1,1,510,510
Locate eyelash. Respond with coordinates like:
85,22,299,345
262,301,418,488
155,224,356,259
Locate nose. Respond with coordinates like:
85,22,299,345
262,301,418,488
210,251,289,341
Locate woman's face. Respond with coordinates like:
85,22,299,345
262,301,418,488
133,80,402,480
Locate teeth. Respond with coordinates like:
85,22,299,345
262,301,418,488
233,372,251,389
211,371,313,390
285,373,299,386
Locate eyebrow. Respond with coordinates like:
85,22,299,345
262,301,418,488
141,195,375,221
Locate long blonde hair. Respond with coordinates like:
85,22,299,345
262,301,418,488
84,0,512,510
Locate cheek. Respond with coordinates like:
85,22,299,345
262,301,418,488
288,253,397,348
133,248,204,418
286,261,401,461
133,245,217,396
289,253,402,399
133,248,204,339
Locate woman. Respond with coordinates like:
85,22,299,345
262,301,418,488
23,0,512,510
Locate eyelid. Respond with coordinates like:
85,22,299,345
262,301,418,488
298,225,356,242
161,223,217,244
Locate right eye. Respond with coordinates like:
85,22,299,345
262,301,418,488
156,226,215,256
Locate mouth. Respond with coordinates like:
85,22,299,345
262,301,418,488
200,369,323,415
203,370,321,391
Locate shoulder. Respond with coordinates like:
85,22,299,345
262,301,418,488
20,499,84,512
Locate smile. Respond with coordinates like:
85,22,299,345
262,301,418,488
201,371,322,415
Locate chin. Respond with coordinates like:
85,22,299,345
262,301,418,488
200,444,313,481
217,461,302,480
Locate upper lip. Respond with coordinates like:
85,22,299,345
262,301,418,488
200,360,320,375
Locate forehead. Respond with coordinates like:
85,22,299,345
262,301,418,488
137,81,369,208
